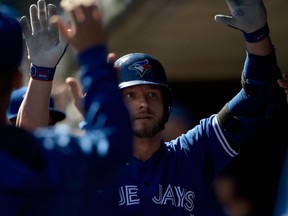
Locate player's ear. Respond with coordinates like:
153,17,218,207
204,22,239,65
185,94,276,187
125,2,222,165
12,69,23,89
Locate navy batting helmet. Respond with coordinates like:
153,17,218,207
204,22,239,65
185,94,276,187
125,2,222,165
114,53,173,123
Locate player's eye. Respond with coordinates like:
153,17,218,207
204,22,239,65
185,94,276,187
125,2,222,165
124,92,134,99
147,91,159,98
148,92,156,97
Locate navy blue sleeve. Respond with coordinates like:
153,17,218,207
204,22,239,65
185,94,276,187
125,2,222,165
243,49,280,82
217,49,286,146
34,44,133,171
35,44,132,175
26,45,133,215
76,44,133,165
228,49,282,117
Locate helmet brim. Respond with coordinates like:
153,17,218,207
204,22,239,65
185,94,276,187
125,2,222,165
119,80,170,90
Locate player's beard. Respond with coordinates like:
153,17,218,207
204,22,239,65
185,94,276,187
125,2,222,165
133,116,166,138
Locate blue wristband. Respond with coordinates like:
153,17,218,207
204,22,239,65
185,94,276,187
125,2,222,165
30,64,56,81
242,23,270,43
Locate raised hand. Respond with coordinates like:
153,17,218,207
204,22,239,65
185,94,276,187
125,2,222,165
19,0,67,68
50,2,107,54
214,0,268,42
65,52,118,117
66,77,84,116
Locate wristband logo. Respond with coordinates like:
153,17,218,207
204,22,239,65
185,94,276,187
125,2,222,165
30,65,55,81
37,68,49,79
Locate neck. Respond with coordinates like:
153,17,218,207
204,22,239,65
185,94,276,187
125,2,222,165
133,134,162,161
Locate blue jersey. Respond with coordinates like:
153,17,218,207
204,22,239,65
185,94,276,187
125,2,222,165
117,115,233,216
0,45,133,216
105,49,282,216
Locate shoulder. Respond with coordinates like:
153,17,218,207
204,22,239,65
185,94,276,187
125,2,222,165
0,126,45,173
0,126,37,145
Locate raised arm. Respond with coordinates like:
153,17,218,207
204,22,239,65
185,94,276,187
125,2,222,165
17,0,67,130
214,0,285,146
215,0,273,55
46,1,133,180
6,3,133,214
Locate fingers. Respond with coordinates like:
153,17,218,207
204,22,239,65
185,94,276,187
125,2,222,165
82,4,97,20
69,4,97,23
47,3,57,17
214,14,233,26
47,4,58,33
19,16,32,40
278,73,288,99
69,8,80,25
50,15,71,41
58,3,106,53
30,4,40,34
30,0,54,34
61,0,96,11
282,73,288,79
50,15,71,52
38,0,48,31
278,79,288,89
66,77,84,101
107,52,118,64
66,77,84,115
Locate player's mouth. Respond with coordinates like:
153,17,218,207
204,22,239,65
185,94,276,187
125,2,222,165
134,114,154,121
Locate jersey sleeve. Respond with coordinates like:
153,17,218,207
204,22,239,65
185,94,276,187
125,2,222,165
29,45,133,215
37,44,132,174
167,114,237,181
166,49,285,183
217,48,286,147
77,44,133,169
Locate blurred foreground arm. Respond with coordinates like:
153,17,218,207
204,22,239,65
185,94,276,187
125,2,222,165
17,0,133,173
50,1,133,145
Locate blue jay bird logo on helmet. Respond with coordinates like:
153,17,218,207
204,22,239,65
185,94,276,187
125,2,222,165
128,59,152,77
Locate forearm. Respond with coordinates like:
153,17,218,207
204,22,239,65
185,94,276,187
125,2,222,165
17,79,51,131
226,43,281,116
217,41,283,146
246,36,273,56
217,30,282,146
17,0,67,131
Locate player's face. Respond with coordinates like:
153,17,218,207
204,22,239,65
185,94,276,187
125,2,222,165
122,85,165,138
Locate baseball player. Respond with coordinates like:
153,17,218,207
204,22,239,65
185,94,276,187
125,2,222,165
17,0,287,215
0,2,132,216
110,0,286,215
